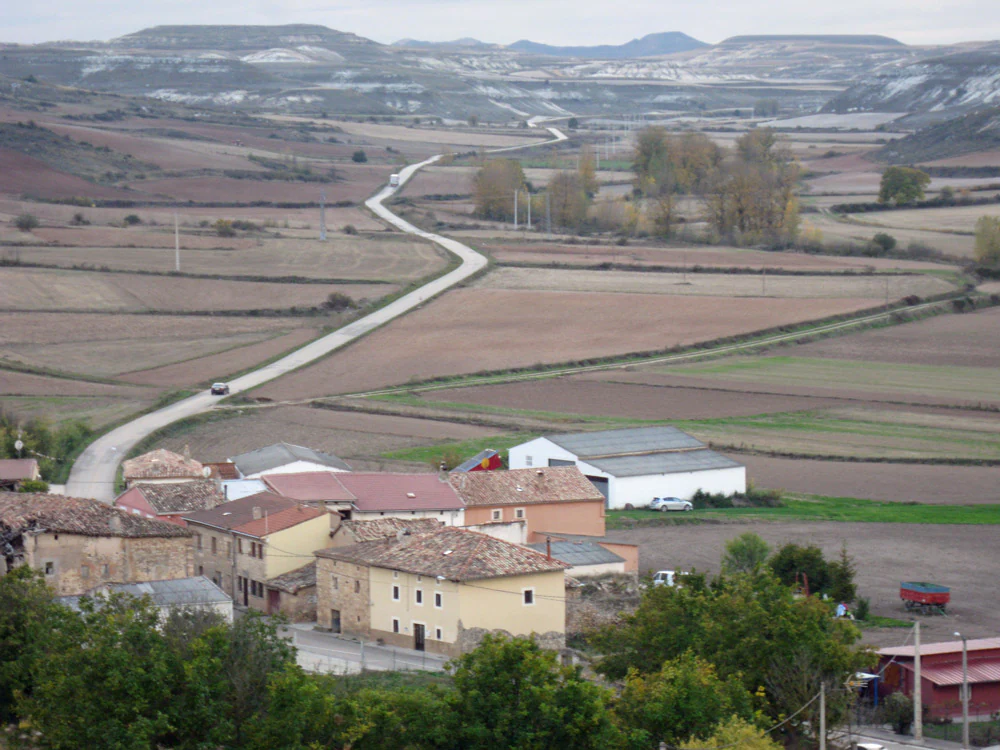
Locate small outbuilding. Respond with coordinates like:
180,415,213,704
229,443,351,479
58,576,233,623
508,426,746,510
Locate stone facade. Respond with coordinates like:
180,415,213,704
270,586,318,623
315,556,370,635
456,625,565,655
23,531,193,596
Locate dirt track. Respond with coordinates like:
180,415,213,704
608,521,1000,647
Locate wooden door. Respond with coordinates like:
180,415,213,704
330,609,341,634
413,623,425,652
267,589,280,615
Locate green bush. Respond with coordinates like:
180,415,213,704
214,219,236,238
872,232,897,252
342,224,358,235
855,596,871,621
13,213,39,232
322,292,355,312
17,479,49,493
123,214,142,226
351,149,368,163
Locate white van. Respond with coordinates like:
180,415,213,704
389,173,400,187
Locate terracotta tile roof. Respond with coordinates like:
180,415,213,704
449,467,605,507
122,449,204,482
338,517,442,543
262,472,356,503
204,462,240,480
316,526,568,581
0,459,39,481
266,562,317,594
0,492,192,538
337,473,464,512
182,492,325,538
131,481,224,515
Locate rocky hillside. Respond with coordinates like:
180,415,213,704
823,48,1000,115
110,24,381,54
876,105,1000,163
508,32,707,58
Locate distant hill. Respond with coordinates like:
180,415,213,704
393,38,495,50
110,24,381,52
508,32,707,59
823,50,1000,115
719,34,905,47
876,105,1000,164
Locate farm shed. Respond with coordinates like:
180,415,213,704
58,576,233,624
229,442,351,479
879,638,1000,720
508,427,745,510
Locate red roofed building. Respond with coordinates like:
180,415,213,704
262,471,356,512
0,458,41,491
879,638,1000,719
115,480,224,526
183,492,331,615
122,449,205,488
336,473,464,526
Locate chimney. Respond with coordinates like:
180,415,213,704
108,514,122,534
546,535,552,561
252,506,262,520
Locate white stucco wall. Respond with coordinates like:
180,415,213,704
352,508,465,526
610,466,747,509
221,479,268,501
508,438,580,470
462,521,527,545
568,561,627,577
245,460,348,479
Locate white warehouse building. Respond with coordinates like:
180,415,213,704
508,426,746,510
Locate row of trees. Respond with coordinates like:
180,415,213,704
0,408,91,483
0,561,870,750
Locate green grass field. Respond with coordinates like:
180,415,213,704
608,494,1000,526
382,434,538,467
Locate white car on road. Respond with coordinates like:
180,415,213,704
649,496,694,512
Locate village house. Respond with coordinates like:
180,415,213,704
449,466,607,543
0,458,41,491
122,449,205,489
879,637,1000,719
0,491,193,596
262,471,357,515
329,517,443,548
315,526,568,657
263,563,318,623
183,492,330,614
57,576,233,624
509,426,746,509
337,473,465,525
114,480,225,526
228,442,351,479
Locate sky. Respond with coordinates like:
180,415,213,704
5,0,1000,47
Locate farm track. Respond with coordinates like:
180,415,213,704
65,128,565,501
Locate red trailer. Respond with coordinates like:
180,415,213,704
900,581,950,615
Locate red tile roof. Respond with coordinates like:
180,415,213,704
450,467,605,507
182,492,325,538
130,481,224,515
262,472,356,503
266,562,317,594
203,462,240,480
337,473,463,512
0,492,191,538
0,459,39,481
316,526,568,581
123,449,204,481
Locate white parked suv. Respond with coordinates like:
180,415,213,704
652,570,687,587
649,496,693,512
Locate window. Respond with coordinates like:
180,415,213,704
80,565,89,579
257,543,265,559
491,509,502,522
131,508,140,514
198,566,204,576
392,585,400,601
251,580,263,598
332,577,339,590
392,618,400,634
44,561,54,575
354,580,360,594
393,570,399,579
211,537,217,555
525,455,533,467
415,589,423,605
435,627,442,640
250,542,256,557
238,539,243,554
102,564,110,576
434,592,442,609
514,508,525,520
523,588,535,606
416,575,422,582
196,534,202,551
226,541,232,556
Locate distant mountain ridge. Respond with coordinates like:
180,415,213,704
719,34,905,47
508,32,707,59
110,24,380,51
393,38,496,50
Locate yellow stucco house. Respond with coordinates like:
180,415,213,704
315,526,568,657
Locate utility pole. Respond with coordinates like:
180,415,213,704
514,190,519,230
320,189,327,241
819,682,827,750
174,212,180,272
914,621,923,742
526,189,531,230
955,632,969,749
546,191,551,237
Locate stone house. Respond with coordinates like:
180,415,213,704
329,517,443,548
183,492,331,615
315,526,568,658
122,449,205,488
0,458,41,491
0,491,194,596
264,562,318,623
114,480,225,526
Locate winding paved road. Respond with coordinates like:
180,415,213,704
66,128,565,501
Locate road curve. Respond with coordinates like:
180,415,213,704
64,146,512,501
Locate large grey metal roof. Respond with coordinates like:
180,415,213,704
527,540,624,567
586,449,743,477
230,442,351,476
546,426,705,458
57,576,230,610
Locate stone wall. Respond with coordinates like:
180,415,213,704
274,586,317,623
315,557,370,636
455,625,565,654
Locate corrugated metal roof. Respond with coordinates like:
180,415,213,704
527,540,624,566
58,576,230,610
900,660,1000,686
547,426,705,458
586,449,742,477
230,442,351,476
882,637,1000,657
453,449,500,473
